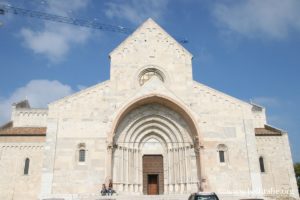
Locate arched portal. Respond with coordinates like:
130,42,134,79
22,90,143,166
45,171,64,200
109,95,203,194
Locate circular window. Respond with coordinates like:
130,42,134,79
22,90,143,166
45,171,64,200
139,68,164,86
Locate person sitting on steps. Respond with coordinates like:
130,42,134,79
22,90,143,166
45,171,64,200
107,179,114,196
101,184,107,196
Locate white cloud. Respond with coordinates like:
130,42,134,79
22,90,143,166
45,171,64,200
20,0,91,62
213,0,300,39
252,96,280,108
0,80,74,124
20,24,90,62
105,0,169,24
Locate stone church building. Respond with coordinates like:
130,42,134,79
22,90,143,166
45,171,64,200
0,19,298,200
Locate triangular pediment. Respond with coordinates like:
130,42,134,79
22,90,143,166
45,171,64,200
109,18,192,58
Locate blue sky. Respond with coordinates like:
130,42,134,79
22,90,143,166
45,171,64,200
0,0,299,162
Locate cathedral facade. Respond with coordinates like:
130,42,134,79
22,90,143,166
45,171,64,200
0,19,298,200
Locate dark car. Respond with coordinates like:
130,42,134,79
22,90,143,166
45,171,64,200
188,192,219,200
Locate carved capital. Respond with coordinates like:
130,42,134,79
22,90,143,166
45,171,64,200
107,142,113,150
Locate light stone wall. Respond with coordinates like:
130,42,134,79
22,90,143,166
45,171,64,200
251,104,267,128
51,138,106,194
256,134,299,199
41,81,113,197
189,82,264,197
12,108,48,127
0,142,44,200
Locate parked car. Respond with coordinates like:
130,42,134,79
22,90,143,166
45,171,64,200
188,192,219,200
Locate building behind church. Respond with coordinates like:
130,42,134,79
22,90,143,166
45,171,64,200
0,19,299,200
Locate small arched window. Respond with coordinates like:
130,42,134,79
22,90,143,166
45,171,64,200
79,149,85,162
219,151,225,163
77,143,86,163
217,144,228,163
259,156,265,173
24,158,30,175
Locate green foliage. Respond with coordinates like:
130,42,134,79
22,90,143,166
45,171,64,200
294,163,300,194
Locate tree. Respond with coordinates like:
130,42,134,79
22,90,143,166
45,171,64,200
294,163,300,195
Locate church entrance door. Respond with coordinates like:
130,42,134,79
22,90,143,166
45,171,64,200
143,155,163,194
148,174,158,195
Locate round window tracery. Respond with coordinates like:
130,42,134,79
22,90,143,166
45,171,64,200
139,68,164,86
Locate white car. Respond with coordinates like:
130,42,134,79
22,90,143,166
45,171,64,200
188,192,219,200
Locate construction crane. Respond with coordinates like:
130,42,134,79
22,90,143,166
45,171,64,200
0,4,188,43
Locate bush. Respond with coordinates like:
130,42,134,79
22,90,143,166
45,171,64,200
294,163,300,195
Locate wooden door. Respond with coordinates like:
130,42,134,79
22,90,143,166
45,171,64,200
143,155,164,194
148,174,158,195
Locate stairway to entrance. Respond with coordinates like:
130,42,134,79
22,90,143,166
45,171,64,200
42,192,275,200
114,194,190,200
42,194,190,200
42,194,270,200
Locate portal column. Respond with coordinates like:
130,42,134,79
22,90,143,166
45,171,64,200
184,146,188,192
128,148,132,192
174,148,179,192
106,143,113,186
197,144,205,192
121,147,124,192
170,148,174,193
126,148,129,192
167,148,171,194
134,149,138,192
186,146,191,192
178,148,183,193
139,150,143,194
164,153,168,194
179,148,184,193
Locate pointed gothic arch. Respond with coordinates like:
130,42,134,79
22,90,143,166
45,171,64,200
108,94,202,142
106,94,204,194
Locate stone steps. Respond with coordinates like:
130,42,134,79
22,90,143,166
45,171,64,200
44,194,294,200
41,194,242,200
115,194,189,200
42,194,189,200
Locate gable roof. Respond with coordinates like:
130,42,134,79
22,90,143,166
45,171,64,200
109,18,192,58
255,124,284,136
0,121,13,130
0,123,46,136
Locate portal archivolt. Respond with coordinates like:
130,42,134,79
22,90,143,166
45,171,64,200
111,102,201,194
